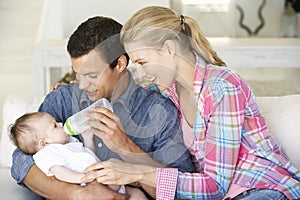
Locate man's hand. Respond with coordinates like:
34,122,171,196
86,107,164,167
86,107,131,153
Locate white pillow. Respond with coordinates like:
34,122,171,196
257,94,300,169
0,96,43,168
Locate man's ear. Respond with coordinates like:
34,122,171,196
115,55,128,72
162,40,176,57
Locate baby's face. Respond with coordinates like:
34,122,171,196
31,113,69,145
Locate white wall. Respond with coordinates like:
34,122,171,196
234,0,285,37
0,0,44,141
37,0,170,41
38,0,300,40
180,0,300,37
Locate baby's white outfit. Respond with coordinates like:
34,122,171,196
33,136,125,193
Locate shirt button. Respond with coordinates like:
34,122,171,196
98,143,103,148
245,182,250,186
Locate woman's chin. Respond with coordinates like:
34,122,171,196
157,84,167,91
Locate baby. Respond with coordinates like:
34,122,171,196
9,112,146,199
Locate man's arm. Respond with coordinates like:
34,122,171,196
24,164,127,200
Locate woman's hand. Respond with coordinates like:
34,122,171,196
50,82,67,92
82,158,156,186
50,80,77,92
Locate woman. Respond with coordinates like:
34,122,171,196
83,6,300,200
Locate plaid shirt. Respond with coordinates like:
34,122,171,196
156,54,300,200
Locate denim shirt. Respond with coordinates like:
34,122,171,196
11,71,194,186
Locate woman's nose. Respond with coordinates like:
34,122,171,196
135,66,146,79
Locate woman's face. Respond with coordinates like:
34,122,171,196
125,41,176,91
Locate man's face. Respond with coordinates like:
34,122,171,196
71,50,119,101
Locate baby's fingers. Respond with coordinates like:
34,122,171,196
84,162,105,173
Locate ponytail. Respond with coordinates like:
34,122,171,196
183,16,226,66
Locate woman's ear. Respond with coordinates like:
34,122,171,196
162,40,176,57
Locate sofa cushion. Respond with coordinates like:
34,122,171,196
0,96,42,168
0,168,43,200
1,94,299,169
257,94,300,169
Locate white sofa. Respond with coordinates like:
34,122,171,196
0,96,44,200
0,94,299,199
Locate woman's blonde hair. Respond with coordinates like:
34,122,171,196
121,6,226,67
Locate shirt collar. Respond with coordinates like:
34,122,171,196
193,53,209,98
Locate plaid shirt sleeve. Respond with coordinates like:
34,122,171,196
156,168,178,200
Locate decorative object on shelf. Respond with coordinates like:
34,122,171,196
236,0,267,37
281,0,298,37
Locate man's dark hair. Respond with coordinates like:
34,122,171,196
67,16,129,68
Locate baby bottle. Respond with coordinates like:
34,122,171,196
64,98,113,135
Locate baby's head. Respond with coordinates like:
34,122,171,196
9,112,68,155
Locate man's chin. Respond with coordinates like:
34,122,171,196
87,95,97,102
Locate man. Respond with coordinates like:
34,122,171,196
11,16,193,199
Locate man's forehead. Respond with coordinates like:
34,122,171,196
72,50,108,73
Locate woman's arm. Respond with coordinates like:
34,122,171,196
83,159,157,197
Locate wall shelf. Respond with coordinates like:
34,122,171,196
209,37,300,68
32,37,300,97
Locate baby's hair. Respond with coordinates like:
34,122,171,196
9,112,40,155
